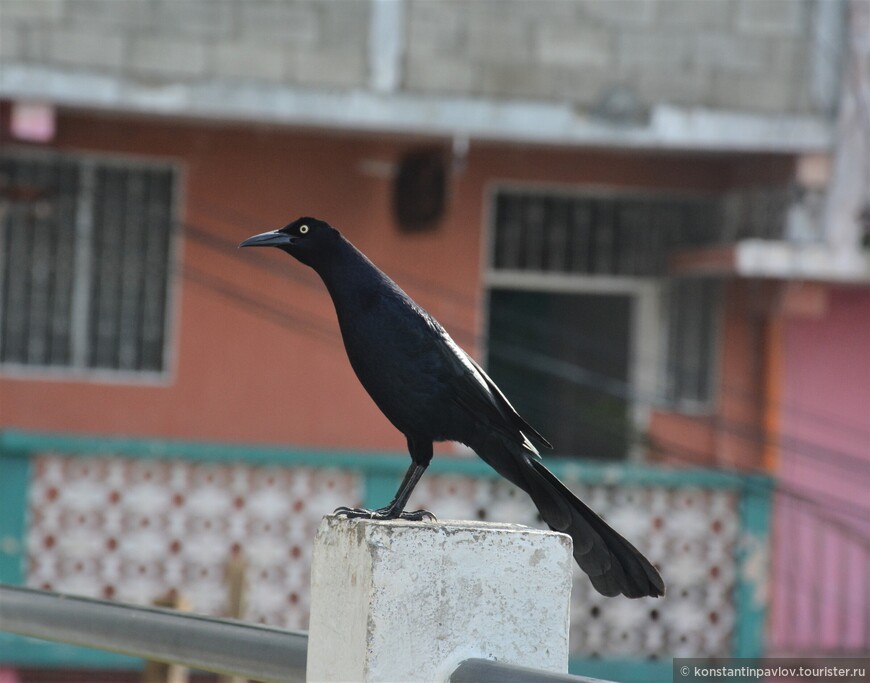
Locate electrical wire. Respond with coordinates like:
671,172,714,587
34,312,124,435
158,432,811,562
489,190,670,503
180,256,870,538
182,220,870,479
183,210,870,445
187,199,476,309
183,264,340,345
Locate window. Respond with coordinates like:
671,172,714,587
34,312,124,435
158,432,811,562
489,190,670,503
486,187,723,459
0,151,178,376
664,277,722,408
487,288,632,460
491,189,722,276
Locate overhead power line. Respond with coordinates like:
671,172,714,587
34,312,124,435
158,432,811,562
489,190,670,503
182,212,870,445
180,248,870,489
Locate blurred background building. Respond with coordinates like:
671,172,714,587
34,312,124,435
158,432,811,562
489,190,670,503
0,1,868,681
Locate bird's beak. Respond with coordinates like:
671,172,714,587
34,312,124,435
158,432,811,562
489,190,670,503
239,230,294,248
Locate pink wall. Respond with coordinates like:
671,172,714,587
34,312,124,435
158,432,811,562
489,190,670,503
770,286,870,653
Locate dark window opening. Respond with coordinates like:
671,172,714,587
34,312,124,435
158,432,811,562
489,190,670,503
487,290,631,460
0,152,177,375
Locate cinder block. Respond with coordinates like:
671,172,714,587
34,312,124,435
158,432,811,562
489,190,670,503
153,0,235,38
655,0,733,28
317,0,370,49
710,72,795,112
578,0,656,26
306,516,573,683
464,9,534,62
212,40,286,82
238,0,321,45
767,37,809,75
536,23,615,69
405,10,465,59
406,0,465,52
490,0,580,23
46,28,125,71
477,61,554,100
128,36,208,78
0,0,65,22
692,32,770,72
737,0,808,36
631,64,713,107
405,55,477,94
617,30,694,68
0,22,22,60
288,48,367,88
65,0,153,30
543,66,616,107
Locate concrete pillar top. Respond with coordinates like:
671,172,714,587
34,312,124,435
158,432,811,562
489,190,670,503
307,515,574,683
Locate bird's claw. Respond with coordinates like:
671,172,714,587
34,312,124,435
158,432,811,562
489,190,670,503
332,506,372,519
333,506,437,522
394,508,437,522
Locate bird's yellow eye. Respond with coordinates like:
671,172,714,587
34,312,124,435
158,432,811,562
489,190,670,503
299,224,309,234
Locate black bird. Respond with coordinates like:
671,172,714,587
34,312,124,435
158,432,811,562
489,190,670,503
240,217,664,599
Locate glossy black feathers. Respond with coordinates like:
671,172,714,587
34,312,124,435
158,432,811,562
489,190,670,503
243,219,664,599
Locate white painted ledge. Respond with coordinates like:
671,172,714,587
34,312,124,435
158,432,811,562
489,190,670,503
734,239,870,282
0,64,834,153
671,240,870,283
306,515,573,683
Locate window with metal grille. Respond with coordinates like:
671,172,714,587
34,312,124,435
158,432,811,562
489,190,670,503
0,151,177,376
664,277,722,407
487,188,723,449
492,188,723,277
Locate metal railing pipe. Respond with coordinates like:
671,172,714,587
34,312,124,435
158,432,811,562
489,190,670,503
449,658,610,683
0,585,307,683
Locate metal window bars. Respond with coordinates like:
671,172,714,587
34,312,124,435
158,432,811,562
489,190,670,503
0,151,177,375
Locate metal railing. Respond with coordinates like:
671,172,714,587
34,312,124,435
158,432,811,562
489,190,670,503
0,584,605,683
450,659,607,683
0,585,307,682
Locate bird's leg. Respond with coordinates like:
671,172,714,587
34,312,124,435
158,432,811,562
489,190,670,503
334,439,435,521
333,462,434,521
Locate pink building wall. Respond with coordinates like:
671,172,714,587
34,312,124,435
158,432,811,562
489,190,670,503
770,286,870,654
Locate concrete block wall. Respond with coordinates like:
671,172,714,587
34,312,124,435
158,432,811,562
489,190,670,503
0,0,370,89
404,0,837,115
0,0,841,117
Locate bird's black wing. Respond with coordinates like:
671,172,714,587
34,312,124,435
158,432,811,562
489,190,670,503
427,317,551,453
463,354,552,449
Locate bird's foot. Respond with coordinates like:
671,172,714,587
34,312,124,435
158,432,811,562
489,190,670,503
333,506,437,522
392,508,437,522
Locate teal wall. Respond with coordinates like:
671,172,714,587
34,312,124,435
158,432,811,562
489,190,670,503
0,430,772,681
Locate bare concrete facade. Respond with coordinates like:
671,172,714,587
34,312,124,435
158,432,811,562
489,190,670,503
0,0,843,151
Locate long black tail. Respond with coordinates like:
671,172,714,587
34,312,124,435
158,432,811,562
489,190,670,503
524,457,664,598
474,436,665,598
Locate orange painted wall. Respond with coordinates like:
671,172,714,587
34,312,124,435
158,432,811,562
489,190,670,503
649,280,778,469
713,280,770,469
1,109,787,452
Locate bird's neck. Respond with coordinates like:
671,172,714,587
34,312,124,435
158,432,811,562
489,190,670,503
315,235,398,309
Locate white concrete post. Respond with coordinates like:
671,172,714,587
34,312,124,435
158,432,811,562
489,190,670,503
306,515,573,683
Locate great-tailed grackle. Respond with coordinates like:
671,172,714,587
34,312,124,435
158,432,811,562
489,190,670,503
241,217,664,599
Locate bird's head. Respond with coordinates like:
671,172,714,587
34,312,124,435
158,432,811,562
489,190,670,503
239,216,339,267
